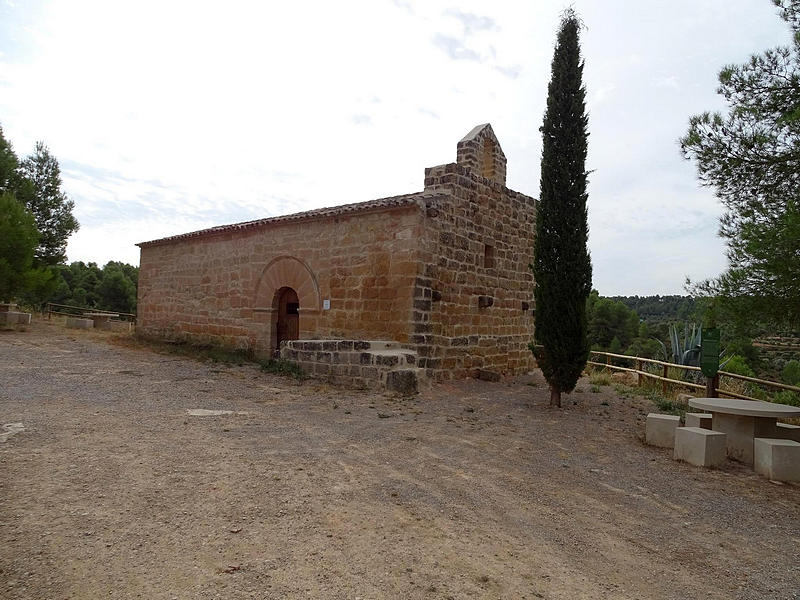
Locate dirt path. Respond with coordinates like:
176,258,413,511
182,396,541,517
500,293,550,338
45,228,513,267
1,320,799,599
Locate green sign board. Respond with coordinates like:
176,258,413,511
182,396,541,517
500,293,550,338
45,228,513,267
700,327,721,378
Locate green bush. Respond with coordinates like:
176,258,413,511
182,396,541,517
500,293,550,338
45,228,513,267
781,360,800,386
772,390,800,407
724,337,761,368
745,384,770,400
722,355,755,378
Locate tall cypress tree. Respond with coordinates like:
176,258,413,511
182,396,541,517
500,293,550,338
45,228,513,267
532,9,592,408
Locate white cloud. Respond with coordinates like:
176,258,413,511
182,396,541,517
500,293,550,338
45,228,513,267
653,75,680,89
0,0,793,295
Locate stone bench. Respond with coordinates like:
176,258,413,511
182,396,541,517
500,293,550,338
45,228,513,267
103,320,134,333
83,312,119,328
66,317,94,329
674,427,727,467
646,413,681,448
684,412,712,429
754,438,800,483
0,311,31,325
776,422,800,442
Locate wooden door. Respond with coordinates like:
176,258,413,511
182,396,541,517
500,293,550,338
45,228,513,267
276,287,299,350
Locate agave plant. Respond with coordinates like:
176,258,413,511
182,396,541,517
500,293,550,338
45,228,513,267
656,323,703,366
655,322,732,369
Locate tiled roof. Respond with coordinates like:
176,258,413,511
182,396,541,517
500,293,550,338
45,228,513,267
137,192,434,248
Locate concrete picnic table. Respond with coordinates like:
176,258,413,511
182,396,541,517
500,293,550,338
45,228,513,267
83,312,119,328
688,397,800,465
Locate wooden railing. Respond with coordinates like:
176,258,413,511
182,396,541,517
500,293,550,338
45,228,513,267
45,302,137,324
588,350,800,402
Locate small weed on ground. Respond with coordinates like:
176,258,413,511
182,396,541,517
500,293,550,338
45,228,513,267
260,358,305,380
652,398,686,417
590,385,601,393
589,371,612,387
613,383,636,398
642,387,687,417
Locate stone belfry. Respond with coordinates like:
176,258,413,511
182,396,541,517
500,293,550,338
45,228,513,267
455,123,507,185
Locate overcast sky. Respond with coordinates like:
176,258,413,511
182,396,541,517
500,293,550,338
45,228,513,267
0,0,793,295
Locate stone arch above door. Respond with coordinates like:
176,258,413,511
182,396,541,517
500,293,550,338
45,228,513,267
253,256,321,313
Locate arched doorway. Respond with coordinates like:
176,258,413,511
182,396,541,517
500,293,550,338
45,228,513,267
274,287,299,351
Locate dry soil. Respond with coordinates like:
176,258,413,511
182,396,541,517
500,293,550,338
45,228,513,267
1,320,799,599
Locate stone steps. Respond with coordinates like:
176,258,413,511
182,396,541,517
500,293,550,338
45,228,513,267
281,339,425,395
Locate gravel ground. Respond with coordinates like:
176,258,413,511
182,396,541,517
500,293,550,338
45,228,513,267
1,319,799,600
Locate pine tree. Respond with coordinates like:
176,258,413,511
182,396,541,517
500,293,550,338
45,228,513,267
681,0,800,326
0,193,39,302
532,9,593,408
17,141,79,266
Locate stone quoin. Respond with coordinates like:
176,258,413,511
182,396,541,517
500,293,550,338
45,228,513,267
136,124,537,381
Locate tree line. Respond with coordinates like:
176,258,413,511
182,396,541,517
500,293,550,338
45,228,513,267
0,126,140,314
0,125,79,304
50,261,139,314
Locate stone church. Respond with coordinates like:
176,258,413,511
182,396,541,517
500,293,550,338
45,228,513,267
137,124,536,383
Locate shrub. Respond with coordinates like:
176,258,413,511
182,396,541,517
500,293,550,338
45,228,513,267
782,359,800,386
772,390,800,407
722,355,756,378
725,337,761,368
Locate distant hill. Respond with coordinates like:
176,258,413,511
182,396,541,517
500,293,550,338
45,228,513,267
609,295,697,327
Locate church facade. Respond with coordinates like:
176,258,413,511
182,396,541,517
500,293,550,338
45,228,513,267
137,124,536,380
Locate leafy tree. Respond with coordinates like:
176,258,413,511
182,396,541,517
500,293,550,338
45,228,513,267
17,141,79,266
0,193,39,302
97,267,136,313
681,0,800,326
532,9,593,407
0,126,20,194
587,292,638,349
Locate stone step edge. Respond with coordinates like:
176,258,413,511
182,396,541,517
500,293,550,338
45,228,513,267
284,339,402,352
283,348,417,368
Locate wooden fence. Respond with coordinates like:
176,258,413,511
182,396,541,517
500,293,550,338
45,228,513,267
588,350,800,402
45,302,137,324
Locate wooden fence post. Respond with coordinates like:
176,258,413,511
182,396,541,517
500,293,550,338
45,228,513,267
637,360,643,387
662,364,668,395
703,374,720,398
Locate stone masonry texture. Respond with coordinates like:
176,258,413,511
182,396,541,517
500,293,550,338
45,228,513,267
137,124,536,380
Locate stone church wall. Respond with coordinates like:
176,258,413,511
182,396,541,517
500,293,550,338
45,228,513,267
413,163,536,380
137,202,426,354
137,124,537,383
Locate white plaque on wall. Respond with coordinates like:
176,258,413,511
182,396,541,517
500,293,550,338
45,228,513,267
323,299,331,310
